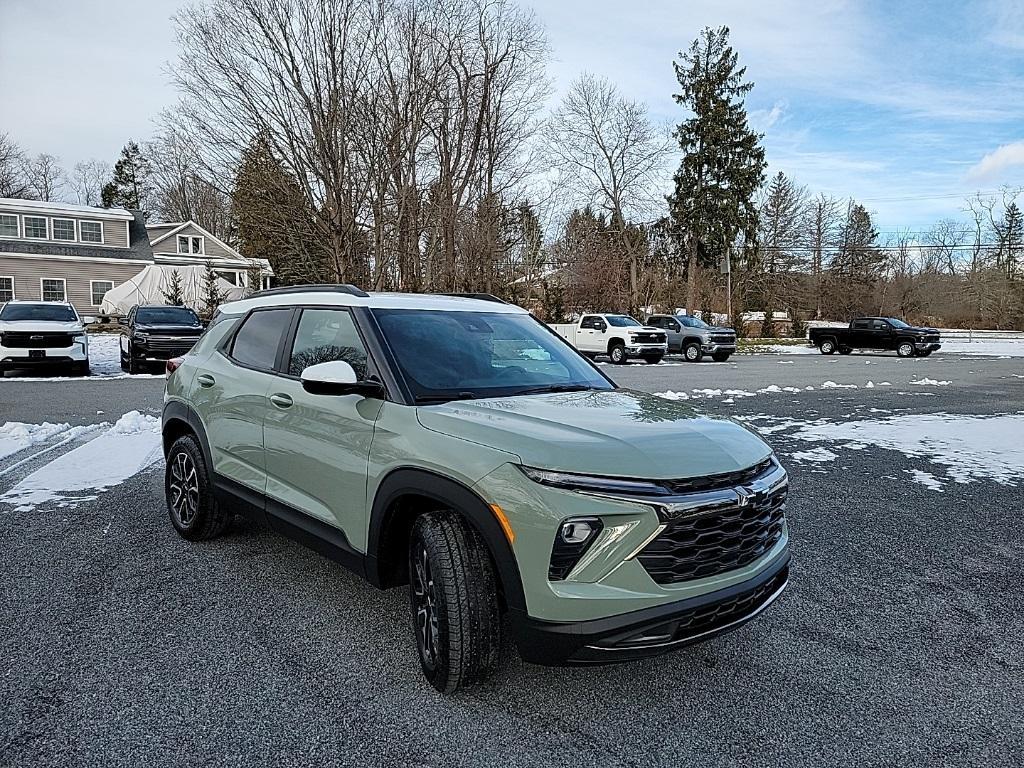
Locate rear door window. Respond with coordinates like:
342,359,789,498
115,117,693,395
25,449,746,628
229,309,292,371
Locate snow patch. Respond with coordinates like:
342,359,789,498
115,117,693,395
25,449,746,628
909,378,951,386
905,469,945,492
822,381,857,389
0,422,69,461
0,411,162,510
789,447,839,463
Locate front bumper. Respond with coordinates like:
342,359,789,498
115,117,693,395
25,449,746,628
702,342,737,354
624,343,668,357
513,548,790,665
1,343,87,366
915,342,941,352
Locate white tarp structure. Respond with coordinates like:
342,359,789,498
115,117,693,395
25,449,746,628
99,265,246,315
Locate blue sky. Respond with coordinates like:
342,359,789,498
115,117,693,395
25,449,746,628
2,0,1022,232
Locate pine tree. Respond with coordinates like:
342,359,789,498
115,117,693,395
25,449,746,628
101,141,153,216
997,202,1022,278
829,202,886,317
668,26,767,313
162,269,185,306
201,264,227,319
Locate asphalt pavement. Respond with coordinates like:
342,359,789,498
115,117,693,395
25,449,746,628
1,351,1022,767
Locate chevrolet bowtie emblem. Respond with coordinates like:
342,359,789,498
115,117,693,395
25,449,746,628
735,487,752,506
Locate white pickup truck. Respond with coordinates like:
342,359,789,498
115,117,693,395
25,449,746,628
551,314,668,364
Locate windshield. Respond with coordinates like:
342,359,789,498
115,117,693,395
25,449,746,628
0,303,78,322
886,318,910,329
373,309,614,403
680,315,710,329
606,315,641,327
136,307,201,325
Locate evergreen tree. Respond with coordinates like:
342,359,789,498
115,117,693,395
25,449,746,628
201,264,227,319
828,202,886,317
233,135,326,285
101,141,153,216
162,269,185,306
996,202,1022,278
668,26,767,313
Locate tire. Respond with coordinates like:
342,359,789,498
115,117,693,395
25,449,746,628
897,341,916,358
642,354,663,365
165,434,230,541
409,513,501,694
712,351,731,363
609,344,627,364
919,350,932,357
684,342,703,362
819,339,836,355
838,347,852,355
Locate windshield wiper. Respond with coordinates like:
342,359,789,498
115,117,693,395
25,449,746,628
514,384,599,396
414,391,478,404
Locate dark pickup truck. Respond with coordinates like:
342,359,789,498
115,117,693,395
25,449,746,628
119,304,204,373
809,317,941,357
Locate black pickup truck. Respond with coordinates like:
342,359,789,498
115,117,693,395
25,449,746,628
119,304,204,373
808,317,941,357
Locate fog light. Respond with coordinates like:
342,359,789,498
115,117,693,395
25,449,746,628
561,520,594,544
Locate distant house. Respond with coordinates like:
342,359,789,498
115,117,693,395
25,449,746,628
0,197,152,315
146,221,272,290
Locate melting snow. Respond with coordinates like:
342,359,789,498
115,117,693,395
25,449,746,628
789,447,839,463
821,381,857,389
909,378,951,386
0,411,162,510
0,422,70,462
905,469,945,492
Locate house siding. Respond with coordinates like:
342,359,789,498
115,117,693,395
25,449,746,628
152,223,235,260
0,254,146,313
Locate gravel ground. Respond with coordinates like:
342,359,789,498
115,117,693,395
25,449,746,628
1,351,1022,767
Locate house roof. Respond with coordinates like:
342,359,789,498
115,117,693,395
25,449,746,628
0,197,134,221
0,210,153,262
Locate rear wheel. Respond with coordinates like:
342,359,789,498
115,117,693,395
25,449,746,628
897,341,916,358
684,342,703,362
609,344,627,364
409,513,501,693
819,339,836,355
712,351,732,362
165,434,230,541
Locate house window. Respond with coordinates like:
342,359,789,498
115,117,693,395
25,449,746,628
52,218,76,241
41,278,66,302
0,276,13,302
177,235,204,254
90,280,114,306
80,221,103,243
0,214,18,237
24,216,48,239
214,270,239,286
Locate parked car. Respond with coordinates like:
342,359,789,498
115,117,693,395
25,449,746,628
646,314,737,362
163,286,790,692
808,318,941,357
120,304,205,373
550,314,668,363
0,300,92,376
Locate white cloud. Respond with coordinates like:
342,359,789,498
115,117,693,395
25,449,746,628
750,100,788,132
966,141,1024,182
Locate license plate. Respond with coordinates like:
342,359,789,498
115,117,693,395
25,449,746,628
29,350,45,359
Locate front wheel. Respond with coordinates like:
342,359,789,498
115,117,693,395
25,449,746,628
684,342,703,362
712,351,732,363
897,341,916,358
609,344,627,364
409,513,501,693
165,434,230,541
919,350,933,357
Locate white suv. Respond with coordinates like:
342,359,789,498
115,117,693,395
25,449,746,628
0,301,92,376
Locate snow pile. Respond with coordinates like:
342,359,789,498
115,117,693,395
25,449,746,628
786,413,1024,487
0,422,69,462
0,411,163,510
821,381,857,389
909,378,951,386
753,344,818,355
905,469,945,492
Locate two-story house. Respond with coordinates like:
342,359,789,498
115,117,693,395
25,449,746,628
0,198,152,314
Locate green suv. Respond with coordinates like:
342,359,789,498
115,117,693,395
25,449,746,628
162,286,790,692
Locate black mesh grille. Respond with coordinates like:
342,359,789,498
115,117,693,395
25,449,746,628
638,472,787,585
663,457,774,495
1,331,75,348
633,332,666,343
671,567,787,639
710,333,736,343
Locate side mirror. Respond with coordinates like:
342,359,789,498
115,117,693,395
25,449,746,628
301,360,383,398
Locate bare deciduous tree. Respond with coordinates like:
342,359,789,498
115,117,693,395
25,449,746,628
23,153,67,202
0,133,32,199
71,159,111,206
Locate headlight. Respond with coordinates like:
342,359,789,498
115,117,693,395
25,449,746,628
73,333,87,344
519,466,669,496
133,331,149,341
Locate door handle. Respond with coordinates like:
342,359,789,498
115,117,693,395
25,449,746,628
269,393,293,409
196,373,216,388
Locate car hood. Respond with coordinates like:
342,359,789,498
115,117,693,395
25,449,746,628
706,326,736,334
135,324,204,334
904,325,939,334
416,389,772,479
0,320,83,333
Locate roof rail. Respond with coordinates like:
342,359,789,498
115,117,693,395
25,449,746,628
437,293,508,304
247,284,369,299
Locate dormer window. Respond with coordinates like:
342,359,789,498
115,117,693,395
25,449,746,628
177,235,204,254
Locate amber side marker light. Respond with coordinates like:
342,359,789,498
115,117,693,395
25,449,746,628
489,504,515,545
